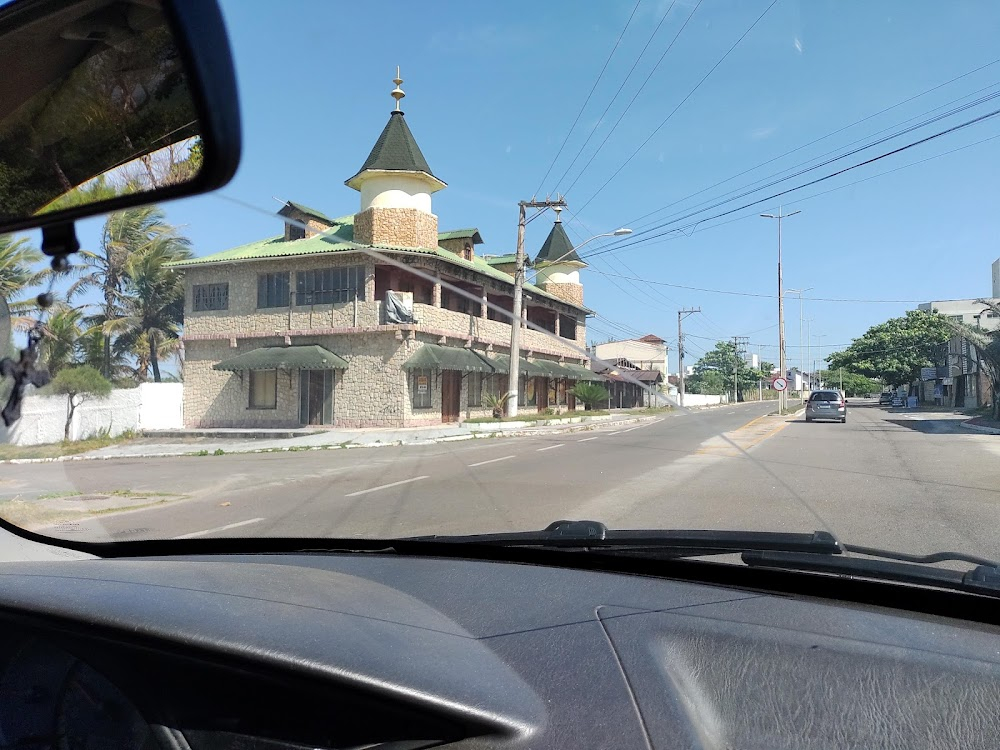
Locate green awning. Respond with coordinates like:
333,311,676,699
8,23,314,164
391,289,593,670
533,360,577,379
561,363,605,381
402,344,497,373
213,345,349,372
489,355,551,377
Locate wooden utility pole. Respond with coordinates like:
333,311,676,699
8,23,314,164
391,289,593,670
677,308,700,407
508,197,566,417
731,336,749,403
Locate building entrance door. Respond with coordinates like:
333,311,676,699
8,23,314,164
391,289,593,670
441,370,461,422
299,370,334,425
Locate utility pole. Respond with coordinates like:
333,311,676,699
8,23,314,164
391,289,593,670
731,336,749,404
677,307,700,407
761,208,801,413
786,287,812,390
508,197,566,416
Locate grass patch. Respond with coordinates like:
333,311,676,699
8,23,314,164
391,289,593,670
624,406,673,415
0,433,136,461
36,489,175,501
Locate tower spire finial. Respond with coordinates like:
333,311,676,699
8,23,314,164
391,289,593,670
391,66,405,112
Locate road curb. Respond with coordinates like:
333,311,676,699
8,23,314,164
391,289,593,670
960,420,1000,435
1,415,665,464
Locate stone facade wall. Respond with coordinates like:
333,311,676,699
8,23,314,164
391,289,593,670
183,257,380,337
353,207,438,249
412,304,586,360
539,281,584,307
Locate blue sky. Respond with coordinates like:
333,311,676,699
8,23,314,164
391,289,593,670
60,0,1000,371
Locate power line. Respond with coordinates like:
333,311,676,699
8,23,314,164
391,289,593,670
583,105,1000,260
619,57,1000,230
586,129,1000,256
532,0,641,197
630,88,1000,242
573,0,780,216
550,0,678,195
562,0,704,196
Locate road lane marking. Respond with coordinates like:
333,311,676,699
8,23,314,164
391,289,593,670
468,455,516,467
173,517,265,540
537,444,564,452
345,475,430,497
578,437,599,442
608,431,624,435
622,426,642,433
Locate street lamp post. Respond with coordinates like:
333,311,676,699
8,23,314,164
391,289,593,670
507,220,632,417
786,287,812,393
761,208,801,413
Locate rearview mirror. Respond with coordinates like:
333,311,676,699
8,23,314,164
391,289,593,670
0,0,240,239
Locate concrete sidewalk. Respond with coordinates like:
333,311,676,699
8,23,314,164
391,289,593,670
17,411,667,463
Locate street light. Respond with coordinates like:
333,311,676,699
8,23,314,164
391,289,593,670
760,209,801,413
508,223,632,417
542,227,633,268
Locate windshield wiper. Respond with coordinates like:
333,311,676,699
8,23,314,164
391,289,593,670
743,550,1000,596
412,520,1000,596
411,520,844,555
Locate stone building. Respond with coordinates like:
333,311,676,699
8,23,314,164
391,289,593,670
172,75,600,428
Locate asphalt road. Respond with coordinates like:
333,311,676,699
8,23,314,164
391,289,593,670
4,399,1000,562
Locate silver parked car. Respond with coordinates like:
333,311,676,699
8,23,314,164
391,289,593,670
805,390,847,423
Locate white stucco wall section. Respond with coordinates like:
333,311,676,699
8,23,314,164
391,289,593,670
0,383,183,446
535,266,581,285
359,173,434,212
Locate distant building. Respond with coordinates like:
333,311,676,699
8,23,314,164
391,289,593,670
591,334,668,380
993,257,1000,298
917,299,1000,330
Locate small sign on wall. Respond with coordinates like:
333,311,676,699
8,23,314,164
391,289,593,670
417,376,429,394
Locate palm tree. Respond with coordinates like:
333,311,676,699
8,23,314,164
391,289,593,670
0,235,45,331
68,205,190,378
105,237,192,382
129,332,183,382
39,304,83,375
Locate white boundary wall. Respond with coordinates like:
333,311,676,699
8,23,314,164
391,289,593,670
1,383,182,446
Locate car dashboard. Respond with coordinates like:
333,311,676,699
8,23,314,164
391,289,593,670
1,552,999,749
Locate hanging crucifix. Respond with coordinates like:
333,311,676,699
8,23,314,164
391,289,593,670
1,322,51,427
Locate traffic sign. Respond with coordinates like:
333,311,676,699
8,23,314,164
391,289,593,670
771,376,788,392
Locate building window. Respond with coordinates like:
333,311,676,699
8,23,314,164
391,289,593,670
287,223,306,241
518,373,527,407
559,315,577,340
249,370,277,409
467,372,482,407
441,288,470,314
411,368,433,409
257,272,290,308
296,266,365,305
557,378,567,405
193,283,229,311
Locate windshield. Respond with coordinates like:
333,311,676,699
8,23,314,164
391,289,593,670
3,0,1000,572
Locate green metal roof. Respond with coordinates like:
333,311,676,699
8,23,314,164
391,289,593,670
169,213,590,312
213,345,349,372
438,228,483,244
346,111,442,187
488,355,549,377
278,201,336,225
483,254,518,266
402,344,496,373
535,220,582,266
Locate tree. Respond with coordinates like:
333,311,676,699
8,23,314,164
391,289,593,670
48,365,112,440
0,234,44,298
105,238,191,381
684,341,774,400
817,369,882,397
570,382,610,410
68,205,190,379
39,305,83,375
937,299,1000,420
827,310,952,388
